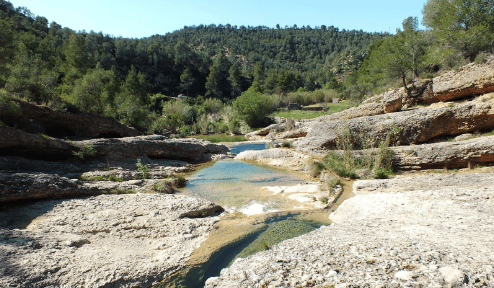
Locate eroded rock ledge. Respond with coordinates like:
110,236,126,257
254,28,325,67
0,194,223,288
205,173,494,287
0,99,139,138
0,128,230,162
76,135,230,161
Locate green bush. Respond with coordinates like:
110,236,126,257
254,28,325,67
151,113,185,134
327,176,341,190
233,88,273,127
71,143,97,160
228,118,241,134
311,161,325,178
281,141,292,148
150,181,174,194
0,90,21,115
173,176,187,188
323,152,359,179
136,159,151,179
179,125,192,137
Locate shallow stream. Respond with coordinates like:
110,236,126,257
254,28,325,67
163,143,334,288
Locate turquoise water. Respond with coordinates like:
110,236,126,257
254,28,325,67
179,143,306,213
229,142,267,154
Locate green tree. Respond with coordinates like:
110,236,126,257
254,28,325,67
0,18,14,85
228,61,241,97
64,33,94,75
422,0,494,61
179,67,194,96
5,43,58,104
68,68,120,115
378,17,427,97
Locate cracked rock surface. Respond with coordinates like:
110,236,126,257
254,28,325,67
0,193,222,288
205,172,494,288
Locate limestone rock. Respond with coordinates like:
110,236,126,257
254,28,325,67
391,135,494,169
344,134,494,170
382,88,404,113
0,126,74,160
432,57,494,102
0,194,222,288
310,102,385,123
0,172,100,202
294,94,494,154
74,135,230,161
235,148,310,171
0,99,139,138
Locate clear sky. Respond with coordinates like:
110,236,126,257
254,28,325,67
9,0,427,38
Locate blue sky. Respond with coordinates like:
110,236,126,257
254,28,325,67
9,0,427,38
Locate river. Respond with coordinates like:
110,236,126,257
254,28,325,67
161,143,334,288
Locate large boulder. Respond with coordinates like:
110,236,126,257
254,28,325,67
294,93,494,154
0,194,223,287
76,135,230,161
0,100,139,138
205,173,494,287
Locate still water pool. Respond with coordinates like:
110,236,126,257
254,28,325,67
179,143,309,214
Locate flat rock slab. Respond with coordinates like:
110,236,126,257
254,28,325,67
235,148,310,171
77,135,230,161
354,172,494,194
0,172,101,203
205,172,494,287
392,135,494,169
0,194,222,288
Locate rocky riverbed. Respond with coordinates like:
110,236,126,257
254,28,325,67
205,172,494,288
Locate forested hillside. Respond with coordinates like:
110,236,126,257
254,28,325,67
0,0,385,126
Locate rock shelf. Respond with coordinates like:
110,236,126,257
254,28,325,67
0,194,223,288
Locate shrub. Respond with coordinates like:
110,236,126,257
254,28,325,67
71,143,97,160
0,90,21,115
228,118,241,134
150,181,174,194
327,176,340,190
311,161,325,178
324,152,359,179
233,88,273,127
173,176,187,188
151,113,185,134
281,141,292,148
179,125,192,137
136,159,151,179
